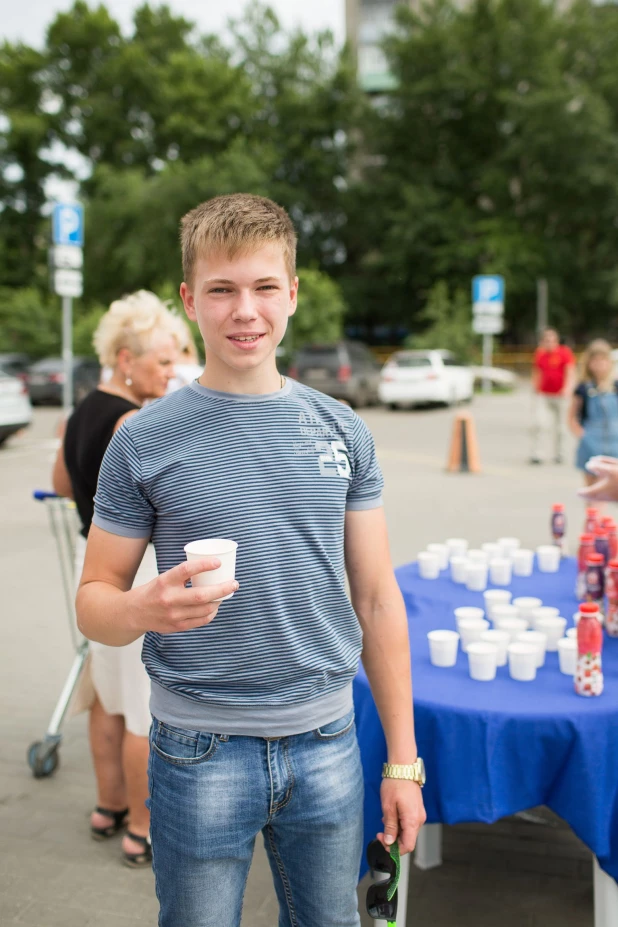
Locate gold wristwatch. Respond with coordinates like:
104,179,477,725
382,758,426,787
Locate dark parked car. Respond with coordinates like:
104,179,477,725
28,357,101,405
0,353,31,385
288,341,381,407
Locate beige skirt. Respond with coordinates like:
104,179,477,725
70,535,156,737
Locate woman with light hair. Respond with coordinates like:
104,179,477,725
568,338,618,486
52,290,179,867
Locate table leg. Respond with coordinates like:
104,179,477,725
414,823,443,870
371,853,411,927
594,857,618,927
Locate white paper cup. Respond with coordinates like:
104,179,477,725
446,538,468,559
494,616,529,642
468,549,489,564
184,538,238,601
454,606,485,627
482,542,501,560
458,618,490,652
480,629,510,666
491,603,519,624
516,631,547,668
489,558,512,586
531,606,559,630
508,642,538,681
427,543,449,571
467,642,498,681
566,627,578,640
535,616,567,651
512,548,534,577
449,556,469,584
498,537,521,559
483,589,512,620
513,596,543,624
427,630,460,667
418,551,440,579
558,637,577,675
465,561,488,592
537,545,561,573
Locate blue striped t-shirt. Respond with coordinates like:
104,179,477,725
93,378,384,736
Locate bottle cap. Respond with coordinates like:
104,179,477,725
552,503,565,512
603,518,616,530
580,534,594,543
586,507,599,515
587,553,604,563
595,529,608,539
580,602,600,614
608,560,618,570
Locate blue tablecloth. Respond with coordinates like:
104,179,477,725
353,558,618,881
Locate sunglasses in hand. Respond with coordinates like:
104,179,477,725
365,839,400,926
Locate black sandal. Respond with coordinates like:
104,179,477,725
90,806,129,840
123,831,153,869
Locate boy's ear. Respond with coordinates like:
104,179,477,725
288,276,299,318
180,282,196,321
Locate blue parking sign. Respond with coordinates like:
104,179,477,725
52,203,84,247
472,275,504,306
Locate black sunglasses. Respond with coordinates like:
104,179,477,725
365,839,400,925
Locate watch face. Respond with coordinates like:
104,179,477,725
417,757,426,785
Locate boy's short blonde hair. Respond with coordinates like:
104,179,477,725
93,290,181,368
180,193,297,288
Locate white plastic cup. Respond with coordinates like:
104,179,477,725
494,616,529,642
489,558,512,586
418,551,440,579
446,538,468,559
535,616,567,651
467,549,489,564
454,606,485,627
482,542,501,560
483,589,512,620
512,548,534,577
513,596,543,624
458,618,490,652
491,603,520,626
566,627,578,640
498,537,521,559
558,637,578,675
465,561,488,592
531,606,559,630
184,538,238,601
427,543,449,571
480,629,510,667
467,642,498,681
508,642,538,681
516,630,548,668
427,630,460,667
450,556,469,584
537,545,561,573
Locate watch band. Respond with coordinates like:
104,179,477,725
382,761,424,785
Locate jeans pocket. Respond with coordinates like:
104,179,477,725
314,708,355,741
152,722,219,766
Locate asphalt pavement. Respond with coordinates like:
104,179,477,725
0,386,593,926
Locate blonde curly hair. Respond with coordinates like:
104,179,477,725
93,290,182,368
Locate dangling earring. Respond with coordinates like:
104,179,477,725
125,377,133,386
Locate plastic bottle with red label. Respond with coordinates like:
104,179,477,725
594,527,610,566
585,507,599,535
576,534,595,599
551,503,566,555
606,559,618,638
586,552,605,609
602,517,618,562
575,602,604,696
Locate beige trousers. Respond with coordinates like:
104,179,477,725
531,393,566,461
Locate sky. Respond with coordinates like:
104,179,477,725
0,0,345,47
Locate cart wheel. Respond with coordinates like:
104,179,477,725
27,741,60,778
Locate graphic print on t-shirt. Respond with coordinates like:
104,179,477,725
294,410,351,478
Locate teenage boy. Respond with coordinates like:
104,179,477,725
530,327,576,464
77,194,425,927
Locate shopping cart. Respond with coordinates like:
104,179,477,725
27,490,88,778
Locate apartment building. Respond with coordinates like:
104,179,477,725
345,0,415,92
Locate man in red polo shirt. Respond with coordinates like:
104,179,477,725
531,327,576,464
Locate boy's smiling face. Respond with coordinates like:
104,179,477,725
180,243,298,380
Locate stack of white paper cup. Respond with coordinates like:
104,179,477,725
481,542,501,561
465,561,488,592
489,558,512,586
491,603,520,627
427,543,449,571
446,538,468,559
450,556,468,584
512,548,534,577
515,630,548,667
468,549,489,564
483,589,512,620
508,642,538,681
498,537,520,559
558,637,577,675
418,551,440,579
458,618,490,652
454,606,485,628
531,606,559,630
536,545,561,573
513,597,542,625
480,629,510,666
467,642,499,681
566,627,578,640
535,616,567,651
427,630,460,667
494,616,529,642
184,538,238,601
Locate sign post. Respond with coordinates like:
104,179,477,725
472,275,505,395
51,204,84,414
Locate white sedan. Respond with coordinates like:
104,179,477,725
0,368,32,447
378,350,474,409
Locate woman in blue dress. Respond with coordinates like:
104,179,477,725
568,339,618,486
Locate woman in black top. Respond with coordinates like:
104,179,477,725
53,290,179,867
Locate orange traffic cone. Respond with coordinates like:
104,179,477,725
447,411,481,473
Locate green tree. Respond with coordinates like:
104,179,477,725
404,281,478,360
289,266,346,350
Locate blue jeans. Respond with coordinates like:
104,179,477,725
148,708,364,927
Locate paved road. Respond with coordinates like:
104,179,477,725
0,389,593,926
